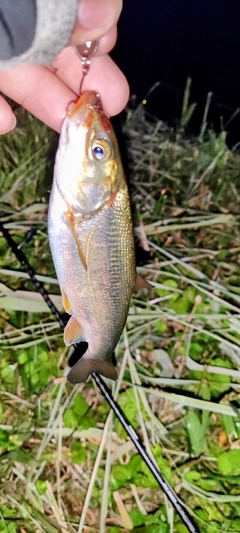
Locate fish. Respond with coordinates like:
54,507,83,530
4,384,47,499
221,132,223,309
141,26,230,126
48,91,150,384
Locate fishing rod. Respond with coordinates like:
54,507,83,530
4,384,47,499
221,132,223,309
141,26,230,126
0,220,200,533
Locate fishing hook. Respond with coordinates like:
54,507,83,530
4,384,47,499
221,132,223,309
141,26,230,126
75,40,99,94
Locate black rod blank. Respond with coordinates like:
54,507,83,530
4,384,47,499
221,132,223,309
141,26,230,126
0,221,200,533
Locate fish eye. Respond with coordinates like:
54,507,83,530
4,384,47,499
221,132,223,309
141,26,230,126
93,145,104,159
92,138,112,161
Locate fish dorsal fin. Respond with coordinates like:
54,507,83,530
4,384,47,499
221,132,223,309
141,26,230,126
62,289,72,314
134,274,153,291
67,357,118,384
64,316,84,346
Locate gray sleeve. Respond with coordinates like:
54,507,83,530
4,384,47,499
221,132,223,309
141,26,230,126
0,0,78,68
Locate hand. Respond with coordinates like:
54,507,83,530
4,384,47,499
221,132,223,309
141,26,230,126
0,0,129,134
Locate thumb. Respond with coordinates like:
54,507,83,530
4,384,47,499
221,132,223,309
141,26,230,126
70,0,122,44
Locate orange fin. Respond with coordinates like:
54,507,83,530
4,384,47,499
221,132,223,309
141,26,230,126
134,274,153,291
75,234,88,271
64,316,84,346
65,209,88,271
67,358,118,384
62,289,72,314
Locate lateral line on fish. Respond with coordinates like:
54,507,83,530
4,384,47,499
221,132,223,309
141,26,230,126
86,220,102,326
64,208,88,271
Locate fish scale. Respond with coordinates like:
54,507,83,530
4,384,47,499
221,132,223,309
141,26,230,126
71,185,135,352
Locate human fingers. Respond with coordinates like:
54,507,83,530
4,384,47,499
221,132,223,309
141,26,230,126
0,56,128,133
70,0,122,45
52,26,119,93
84,55,129,112
52,21,126,105
0,0,127,134
53,49,129,113
0,65,72,132
54,24,118,70
0,95,17,134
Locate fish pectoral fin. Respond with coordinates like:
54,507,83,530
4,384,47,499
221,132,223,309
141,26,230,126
64,316,84,346
134,273,153,291
67,357,118,384
65,209,88,271
75,234,88,271
61,289,72,314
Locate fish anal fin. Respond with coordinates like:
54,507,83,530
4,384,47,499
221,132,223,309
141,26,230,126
67,358,118,384
64,316,84,346
62,289,72,314
134,274,153,291
65,208,88,271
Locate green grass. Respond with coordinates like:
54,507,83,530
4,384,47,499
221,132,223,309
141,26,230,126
1,86,240,532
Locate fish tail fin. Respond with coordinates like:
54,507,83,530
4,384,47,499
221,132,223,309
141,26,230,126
67,357,118,384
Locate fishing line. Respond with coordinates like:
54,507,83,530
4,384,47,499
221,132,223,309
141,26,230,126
0,220,200,533
75,40,99,94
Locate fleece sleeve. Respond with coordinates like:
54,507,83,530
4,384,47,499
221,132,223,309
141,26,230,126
0,0,78,67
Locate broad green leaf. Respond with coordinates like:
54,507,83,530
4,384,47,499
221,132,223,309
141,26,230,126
218,449,240,476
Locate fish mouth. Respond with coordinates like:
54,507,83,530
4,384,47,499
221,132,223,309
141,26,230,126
67,91,102,127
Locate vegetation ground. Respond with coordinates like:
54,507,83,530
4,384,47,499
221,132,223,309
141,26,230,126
1,85,240,532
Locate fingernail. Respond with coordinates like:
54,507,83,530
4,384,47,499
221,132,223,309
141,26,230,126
78,0,103,29
9,113,17,131
78,0,119,30
1,113,17,134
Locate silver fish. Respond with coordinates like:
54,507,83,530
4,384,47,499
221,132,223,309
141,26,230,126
48,91,149,383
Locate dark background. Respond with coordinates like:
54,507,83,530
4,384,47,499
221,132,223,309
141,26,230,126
113,0,240,144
